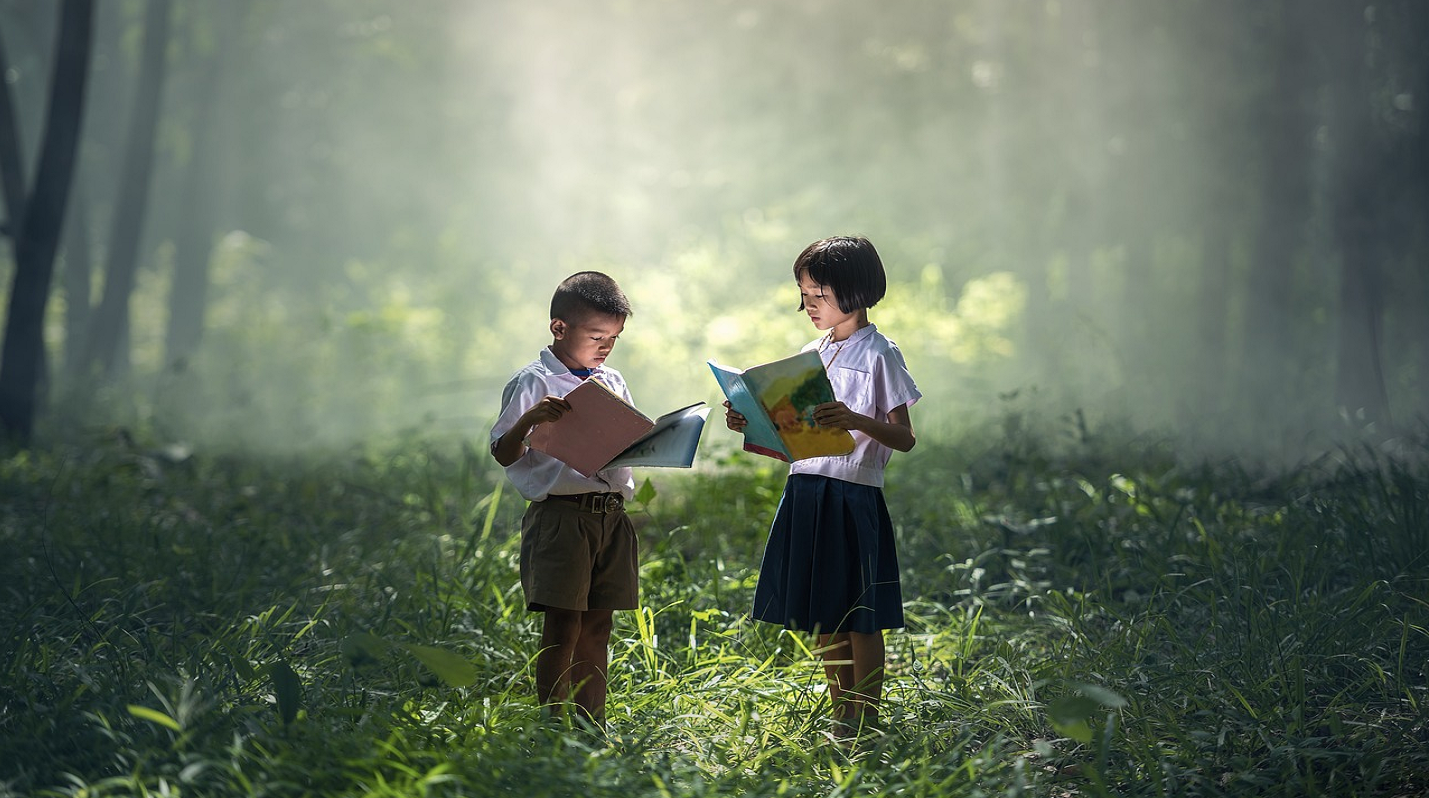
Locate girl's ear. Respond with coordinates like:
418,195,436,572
550,318,566,339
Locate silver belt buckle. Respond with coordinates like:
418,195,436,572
601,493,622,514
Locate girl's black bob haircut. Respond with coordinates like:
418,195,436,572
793,236,887,314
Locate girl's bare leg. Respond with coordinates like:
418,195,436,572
817,632,855,721
818,630,888,726
847,630,886,722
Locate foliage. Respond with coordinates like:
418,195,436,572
4,0,1425,457
2,428,1427,797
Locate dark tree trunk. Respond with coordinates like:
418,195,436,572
1023,0,1096,383
81,0,171,379
1108,6,1164,378
1196,222,1234,417
1045,0,1104,392
60,189,93,377
164,2,244,372
0,32,26,235
0,0,94,443
1387,0,1429,423
1328,2,1392,426
1418,16,1429,423
1186,1,1249,422
1240,2,1313,424
1333,215,1389,425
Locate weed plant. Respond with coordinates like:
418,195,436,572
1,429,1426,796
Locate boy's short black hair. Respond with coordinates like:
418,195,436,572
793,236,887,314
550,271,632,322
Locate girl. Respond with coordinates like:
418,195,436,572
725,236,920,737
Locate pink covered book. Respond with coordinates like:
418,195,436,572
526,378,708,477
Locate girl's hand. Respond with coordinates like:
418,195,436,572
811,401,863,431
723,400,747,432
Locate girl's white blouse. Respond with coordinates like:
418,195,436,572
789,324,921,488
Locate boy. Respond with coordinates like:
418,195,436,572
489,271,637,728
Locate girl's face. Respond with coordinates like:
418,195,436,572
798,274,859,334
550,311,625,371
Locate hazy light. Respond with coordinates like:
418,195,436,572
972,60,999,91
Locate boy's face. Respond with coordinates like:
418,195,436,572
797,274,856,333
550,311,625,372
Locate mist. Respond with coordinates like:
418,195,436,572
1,0,1425,464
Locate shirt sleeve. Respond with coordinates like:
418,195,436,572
490,370,546,445
876,342,921,414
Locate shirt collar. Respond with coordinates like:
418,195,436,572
824,323,877,349
540,346,601,378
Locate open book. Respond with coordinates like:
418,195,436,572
708,349,854,462
525,378,709,477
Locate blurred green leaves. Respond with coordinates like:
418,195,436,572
342,631,478,689
1048,683,1126,745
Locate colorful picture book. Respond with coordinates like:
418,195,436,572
708,349,854,462
525,378,709,477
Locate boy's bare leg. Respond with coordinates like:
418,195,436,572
570,609,613,724
537,608,582,712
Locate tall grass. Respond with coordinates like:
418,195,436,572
1,430,1426,796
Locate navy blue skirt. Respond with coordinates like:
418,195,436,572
750,474,905,634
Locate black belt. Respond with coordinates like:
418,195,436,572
548,492,624,514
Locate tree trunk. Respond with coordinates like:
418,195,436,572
164,1,244,372
0,0,95,443
1333,213,1390,426
1189,1,1251,423
80,0,170,379
1044,0,1105,398
60,188,93,376
0,32,26,235
1240,2,1313,426
1329,1,1399,427
1109,6,1164,382
1385,0,1429,423
1195,221,1234,417
1023,0,1091,384
1418,15,1429,423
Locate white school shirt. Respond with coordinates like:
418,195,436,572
489,347,637,502
788,324,921,488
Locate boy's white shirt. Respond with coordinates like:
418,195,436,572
490,347,637,501
788,324,921,488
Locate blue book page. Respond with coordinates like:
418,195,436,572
606,403,710,468
708,360,791,461
738,349,853,460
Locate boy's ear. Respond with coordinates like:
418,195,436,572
550,318,566,339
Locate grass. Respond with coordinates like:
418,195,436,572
1,428,1427,796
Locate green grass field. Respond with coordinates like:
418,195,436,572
2,430,1426,797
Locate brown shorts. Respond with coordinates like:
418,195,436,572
520,494,639,612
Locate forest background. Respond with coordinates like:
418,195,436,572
1,0,1425,456
2,2,1428,797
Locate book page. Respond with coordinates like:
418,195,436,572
739,350,854,460
709,361,790,461
606,403,710,469
526,378,654,476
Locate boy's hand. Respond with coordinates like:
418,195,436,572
522,395,572,428
492,395,572,467
723,400,747,432
811,401,862,431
